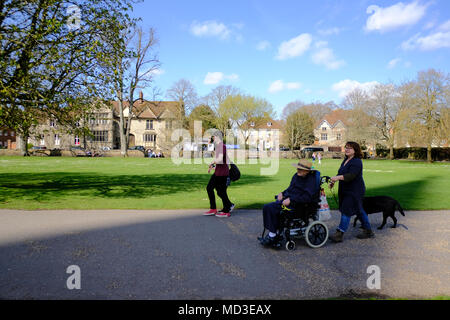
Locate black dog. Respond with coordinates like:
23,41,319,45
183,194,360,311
353,196,405,230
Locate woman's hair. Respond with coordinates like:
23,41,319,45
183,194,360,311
345,141,363,159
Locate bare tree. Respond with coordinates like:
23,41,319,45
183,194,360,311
166,79,198,128
342,88,375,147
411,69,449,162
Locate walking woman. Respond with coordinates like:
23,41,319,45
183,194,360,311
329,141,374,242
204,131,234,218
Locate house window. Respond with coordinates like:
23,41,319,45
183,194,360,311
146,120,154,130
91,131,108,142
74,136,80,145
40,135,45,145
144,134,156,142
165,120,172,130
322,127,327,131
321,133,327,141
11,131,14,136
267,122,272,127
50,120,55,127
55,134,60,146
336,133,341,140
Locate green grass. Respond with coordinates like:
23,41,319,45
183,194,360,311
0,156,449,210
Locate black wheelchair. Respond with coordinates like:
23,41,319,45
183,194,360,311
259,172,331,251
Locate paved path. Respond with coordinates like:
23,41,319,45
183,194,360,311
0,209,449,299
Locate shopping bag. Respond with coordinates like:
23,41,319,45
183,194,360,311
318,189,331,221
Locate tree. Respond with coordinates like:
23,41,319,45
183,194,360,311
368,83,399,159
188,104,216,136
284,110,315,156
0,0,135,155
342,88,374,147
204,85,240,135
411,69,449,162
124,27,160,154
166,79,198,128
220,94,274,147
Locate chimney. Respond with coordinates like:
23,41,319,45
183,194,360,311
139,91,143,103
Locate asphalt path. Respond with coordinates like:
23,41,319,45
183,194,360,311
0,208,449,299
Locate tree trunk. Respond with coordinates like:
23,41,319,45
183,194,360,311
17,133,29,156
117,95,127,157
427,145,432,163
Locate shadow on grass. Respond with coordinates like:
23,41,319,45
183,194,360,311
325,177,434,210
0,172,273,203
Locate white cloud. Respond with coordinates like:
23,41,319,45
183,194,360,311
190,20,231,40
311,41,345,70
332,79,379,98
204,72,239,85
365,1,428,33
268,80,302,93
402,31,450,50
439,20,450,31
256,40,271,51
276,33,312,60
317,27,343,36
387,58,401,69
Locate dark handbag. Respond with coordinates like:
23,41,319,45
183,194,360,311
229,163,240,182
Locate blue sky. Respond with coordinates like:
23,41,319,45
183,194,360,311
131,0,450,118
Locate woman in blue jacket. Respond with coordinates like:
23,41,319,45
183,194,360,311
329,141,374,242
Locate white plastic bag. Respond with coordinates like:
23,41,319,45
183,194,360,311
318,189,331,221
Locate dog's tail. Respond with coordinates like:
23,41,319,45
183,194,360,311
396,201,405,216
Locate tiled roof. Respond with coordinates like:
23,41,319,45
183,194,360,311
316,109,351,128
110,100,180,119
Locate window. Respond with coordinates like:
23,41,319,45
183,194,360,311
322,127,327,131
321,133,327,141
55,134,60,146
336,133,341,140
144,134,156,142
90,131,108,142
250,122,255,127
267,122,272,127
50,120,55,127
74,136,80,145
146,120,154,130
11,131,14,136
40,135,45,145
165,120,172,130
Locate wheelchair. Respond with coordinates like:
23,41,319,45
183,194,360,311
259,172,331,251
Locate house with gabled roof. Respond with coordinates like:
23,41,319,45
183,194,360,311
27,92,181,154
314,109,351,151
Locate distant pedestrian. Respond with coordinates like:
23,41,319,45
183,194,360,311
312,152,316,162
318,152,322,165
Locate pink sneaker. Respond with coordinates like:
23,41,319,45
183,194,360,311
215,211,230,218
203,209,217,216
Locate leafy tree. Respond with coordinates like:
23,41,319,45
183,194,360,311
0,0,136,155
284,110,315,156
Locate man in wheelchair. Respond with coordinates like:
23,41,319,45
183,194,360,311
259,159,318,247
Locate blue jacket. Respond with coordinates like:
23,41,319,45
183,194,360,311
337,157,365,216
282,171,317,206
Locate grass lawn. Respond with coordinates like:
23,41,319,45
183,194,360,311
0,156,449,210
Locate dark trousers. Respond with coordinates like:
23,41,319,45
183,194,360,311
207,174,232,211
262,201,285,233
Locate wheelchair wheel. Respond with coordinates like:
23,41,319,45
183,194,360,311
305,221,328,248
285,240,296,251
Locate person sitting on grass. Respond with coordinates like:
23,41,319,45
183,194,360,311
258,159,317,247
